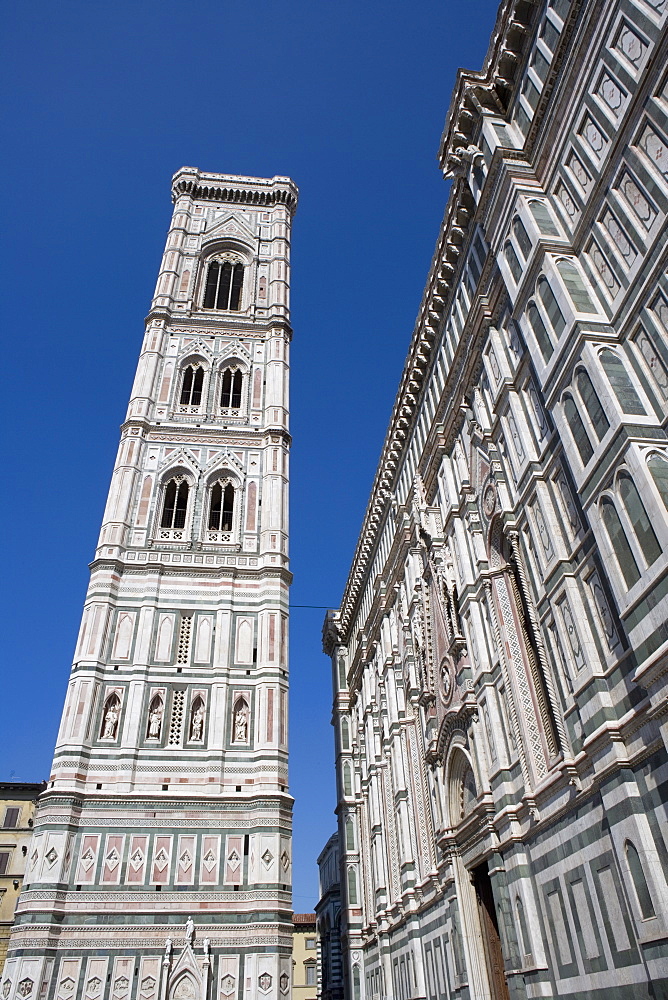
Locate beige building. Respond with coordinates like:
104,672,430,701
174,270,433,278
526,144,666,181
292,914,318,1000
0,784,44,972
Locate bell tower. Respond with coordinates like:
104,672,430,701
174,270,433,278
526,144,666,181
3,168,298,1000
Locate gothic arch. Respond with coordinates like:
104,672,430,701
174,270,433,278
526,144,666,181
444,742,478,828
154,466,196,538
169,973,199,1000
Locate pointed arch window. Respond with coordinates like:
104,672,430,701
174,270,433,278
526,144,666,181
556,259,597,313
527,301,554,362
601,496,640,588
600,350,646,415
516,895,533,962
564,394,594,463
161,478,189,530
618,473,661,566
648,454,668,511
505,241,522,283
347,866,358,905
537,276,566,335
513,216,533,259
576,369,610,440
220,368,243,409
203,259,244,310
529,199,560,236
208,482,234,532
179,365,204,406
625,841,655,919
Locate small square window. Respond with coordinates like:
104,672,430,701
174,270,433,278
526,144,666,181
305,938,316,949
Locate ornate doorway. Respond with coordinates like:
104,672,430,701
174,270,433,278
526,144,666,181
472,863,511,1000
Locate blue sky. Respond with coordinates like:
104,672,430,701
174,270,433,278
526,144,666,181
1,0,500,909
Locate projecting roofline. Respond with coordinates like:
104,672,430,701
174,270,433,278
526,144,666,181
439,0,537,176
171,166,299,214
328,0,542,646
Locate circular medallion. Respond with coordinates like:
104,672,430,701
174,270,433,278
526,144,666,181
439,657,454,705
482,482,497,518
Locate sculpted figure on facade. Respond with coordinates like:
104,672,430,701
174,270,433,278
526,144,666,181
148,699,163,739
189,702,204,742
234,702,249,743
101,698,119,739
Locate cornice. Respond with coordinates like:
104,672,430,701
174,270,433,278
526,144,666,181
438,0,538,175
171,167,299,216
330,2,545,647
145,310,294,337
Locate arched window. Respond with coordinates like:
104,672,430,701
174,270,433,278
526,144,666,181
618,473,661,566
338,656,347,689
161,478,189,529
208,482,234,531
179,365,204,406
513,216,532,259
203,259,244,310
527,301,554,362
345,816,355,851
625,840,655,919
341,717,350,751
556,259,597,313
347,866,358,905
648,454,668,511
537,276,566,335
505,241,522,282
529,199,560,236
576,369,610,440
342,762,352,797
600,350,646,415
220,368,243,409
564,394,594,463
516,895,533,961
601,497,640,588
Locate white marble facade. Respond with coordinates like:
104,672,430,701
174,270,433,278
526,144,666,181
324,2,668,999
3,169,297,1000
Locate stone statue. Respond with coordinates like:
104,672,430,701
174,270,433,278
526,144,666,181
148,705,162,739
234,705,248,742
190,705,204,741
102,701,119,739
185,916,195,945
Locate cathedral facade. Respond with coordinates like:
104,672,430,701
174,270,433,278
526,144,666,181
323,1,668,998
3,170,297,1000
